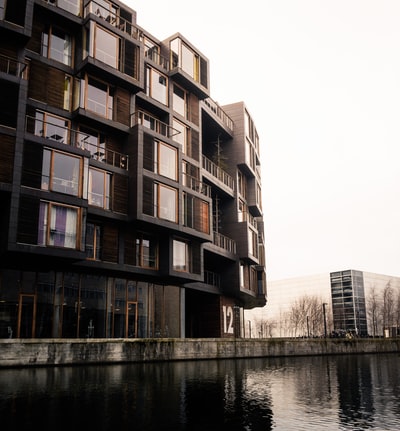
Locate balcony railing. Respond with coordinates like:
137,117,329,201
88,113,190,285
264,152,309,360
84,0,141,40
145,49,169,71
202,155,234,191
0,54,29,79
213,231,236,254
203,98,234,131
25,115,129,170
182,173,211,197
131,110,180,138
239,211,258,229
204,270,220,288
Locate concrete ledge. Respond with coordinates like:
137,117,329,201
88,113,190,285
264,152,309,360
1,338,399,368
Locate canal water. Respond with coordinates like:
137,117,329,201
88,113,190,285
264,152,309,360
1,353,399,430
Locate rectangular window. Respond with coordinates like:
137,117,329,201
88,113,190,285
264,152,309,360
41,148,81,197
172,118,188,153
135,233,158,268
57,0,81,16
146,66,168,105
34,111,70,144
237,170,247,198
173,239,189,272
93,25,119,68
154,183,177,222
88,167,111,209
38,202,79,249
170,38,199,82
86,222,102,260
183,193,210,234
41,26,72,66
77,126,106,158
248,228,258,258
82,76,114,119
156,141,177,180
173,84,187,118
238,199,246,222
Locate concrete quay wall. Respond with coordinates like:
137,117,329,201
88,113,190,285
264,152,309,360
1,338,399,368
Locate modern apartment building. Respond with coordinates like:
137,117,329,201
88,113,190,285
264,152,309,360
0,0,267,339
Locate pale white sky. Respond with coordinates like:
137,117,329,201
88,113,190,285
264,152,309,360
127,0,400,281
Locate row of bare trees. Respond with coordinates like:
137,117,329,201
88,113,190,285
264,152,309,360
367,282,400,337
251,281,400,338
252,294,330,338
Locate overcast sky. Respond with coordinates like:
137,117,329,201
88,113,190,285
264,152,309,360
127,0,400,281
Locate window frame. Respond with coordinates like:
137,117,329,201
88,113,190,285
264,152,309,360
38,201,80,249
154,182,178,222
41,25,73,66
146,66,168,105
88,167,111,209
135,233,158,269
85,222,102,260
173,239,190,272
41,148,82,197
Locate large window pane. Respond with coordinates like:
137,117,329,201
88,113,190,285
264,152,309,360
42,149,81,196
38,202,78,249
88,168,111,209
173,239,188,271
156,184,177,222
157,141,177,180
95,26,118,68
146,67,167,105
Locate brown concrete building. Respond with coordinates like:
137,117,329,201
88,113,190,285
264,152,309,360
0,0,266,339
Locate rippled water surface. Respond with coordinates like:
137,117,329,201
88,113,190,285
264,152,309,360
1,353,400,430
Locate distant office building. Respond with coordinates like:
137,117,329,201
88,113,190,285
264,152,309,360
330,269,367,336
245,270,400,338
0,0,266,339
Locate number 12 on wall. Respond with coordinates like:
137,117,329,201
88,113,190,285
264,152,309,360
222,305,234,334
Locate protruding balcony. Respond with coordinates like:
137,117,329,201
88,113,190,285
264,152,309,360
213,232,236,254
25,115,129,169
203,98,234,132
84,0,141,40
182,172,211,197
131,110,179,139
202,155,234,196
0,54,29,79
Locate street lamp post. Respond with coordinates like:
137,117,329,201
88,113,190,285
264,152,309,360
323,303,328,338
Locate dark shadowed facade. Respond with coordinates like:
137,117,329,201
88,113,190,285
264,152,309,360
0,0,266,339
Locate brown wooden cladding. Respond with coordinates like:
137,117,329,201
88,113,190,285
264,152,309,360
189,94,199,126
0,134,15,183
115,87,130,126
112,173,128,214
124,230,135,266
28,60,67,110
21,142,42,189
102,223,118,263
17,195,40,245
190,129,199,162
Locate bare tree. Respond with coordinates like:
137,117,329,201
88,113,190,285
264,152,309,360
253,316,277,338
366,286,381,337
382,281,395,334
287,295,328,337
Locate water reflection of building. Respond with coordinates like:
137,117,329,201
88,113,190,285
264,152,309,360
0,0,266,340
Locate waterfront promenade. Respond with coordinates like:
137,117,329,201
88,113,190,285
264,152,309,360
1,337,399,368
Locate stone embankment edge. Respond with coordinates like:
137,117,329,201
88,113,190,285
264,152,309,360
0,338,399,368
